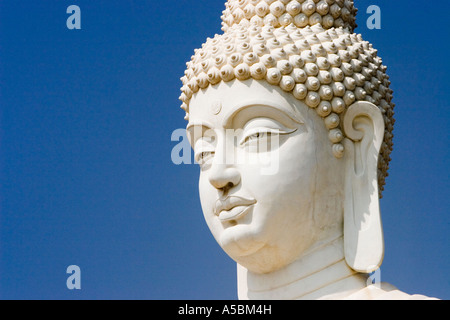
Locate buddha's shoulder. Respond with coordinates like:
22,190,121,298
345,282,440,300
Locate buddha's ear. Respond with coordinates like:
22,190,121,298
342,101,385,273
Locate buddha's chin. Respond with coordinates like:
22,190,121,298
219,224,266,259
220,228,292,274
218,224,306,274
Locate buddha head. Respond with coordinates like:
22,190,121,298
179,0,394,275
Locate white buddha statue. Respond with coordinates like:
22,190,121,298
179,0,438,300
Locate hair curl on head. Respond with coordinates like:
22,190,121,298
180,0,394,197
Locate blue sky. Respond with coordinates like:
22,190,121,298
0,0,448,300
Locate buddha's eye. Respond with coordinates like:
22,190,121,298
194,141,215,165
195,151,215,164
241,129,279,145
194,135,216,165
240,118,297,147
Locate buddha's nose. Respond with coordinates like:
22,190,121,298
208,163,241,192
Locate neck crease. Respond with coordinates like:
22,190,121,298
238,236,369,300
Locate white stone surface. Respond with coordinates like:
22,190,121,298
180,0,438,300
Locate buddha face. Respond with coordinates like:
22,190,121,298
188,79,345,274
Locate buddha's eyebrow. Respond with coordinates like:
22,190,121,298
186,121,215,146
222,101,304,128
186,121,213,132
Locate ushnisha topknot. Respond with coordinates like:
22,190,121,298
179,0,394,195
221,0,358,33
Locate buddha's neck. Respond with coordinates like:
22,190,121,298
237,235,369,300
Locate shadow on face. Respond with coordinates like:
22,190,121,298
188,79,346,274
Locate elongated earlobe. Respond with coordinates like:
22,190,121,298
342,101,385,273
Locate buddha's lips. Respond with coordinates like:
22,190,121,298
214,196,256,221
